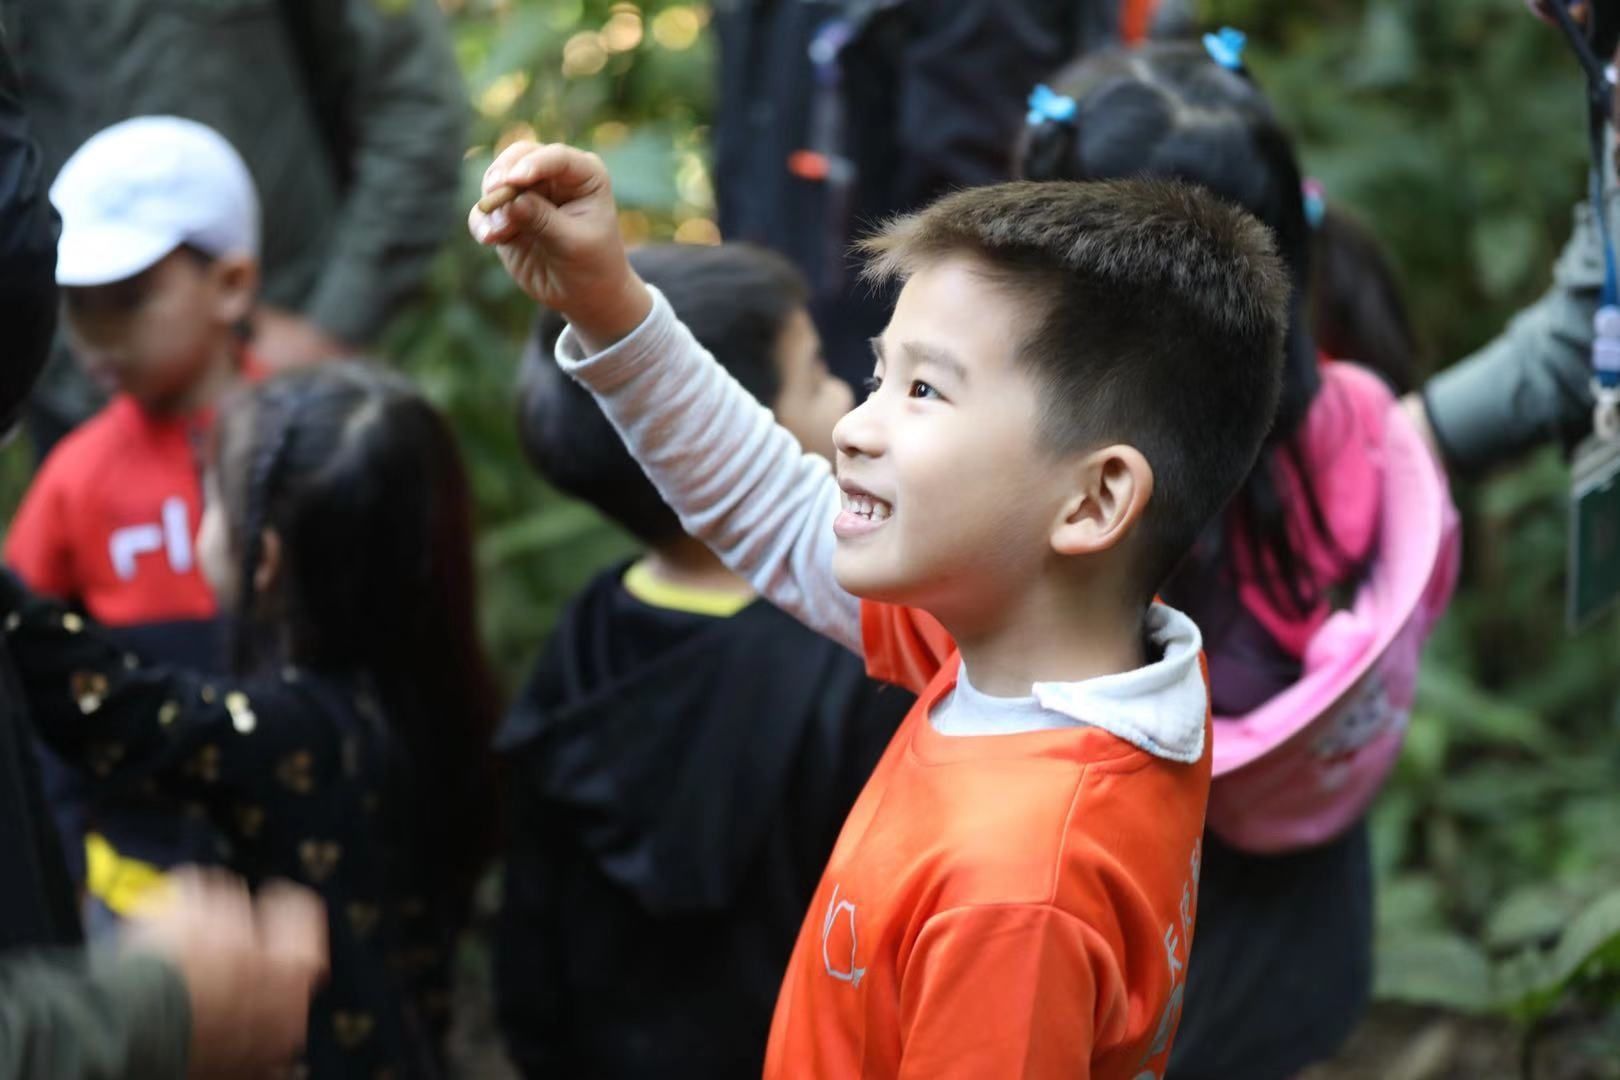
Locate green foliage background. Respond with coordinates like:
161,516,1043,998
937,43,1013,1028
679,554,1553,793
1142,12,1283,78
405,0,1620,1040
3,0,1618,1057
1206,2,1620,1036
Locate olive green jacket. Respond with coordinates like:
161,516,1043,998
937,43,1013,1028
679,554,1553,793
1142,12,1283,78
0,952,189,1078
2,0,466,426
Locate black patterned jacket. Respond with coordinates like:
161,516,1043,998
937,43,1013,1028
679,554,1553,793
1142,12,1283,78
0,570,451,1079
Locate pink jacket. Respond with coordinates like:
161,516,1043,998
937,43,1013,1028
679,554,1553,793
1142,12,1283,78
1209,362,1461,853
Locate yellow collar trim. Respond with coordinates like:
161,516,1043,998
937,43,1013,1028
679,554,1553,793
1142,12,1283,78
622,559,753,618
85,833,173,917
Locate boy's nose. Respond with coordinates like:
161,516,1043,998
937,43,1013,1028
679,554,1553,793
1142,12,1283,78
832,395,884,460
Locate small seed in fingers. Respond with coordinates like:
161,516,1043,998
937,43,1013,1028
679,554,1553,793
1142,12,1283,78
478,185,520,215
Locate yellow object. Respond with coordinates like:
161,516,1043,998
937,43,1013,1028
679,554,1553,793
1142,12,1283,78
84,833,173,917
622,559,752,618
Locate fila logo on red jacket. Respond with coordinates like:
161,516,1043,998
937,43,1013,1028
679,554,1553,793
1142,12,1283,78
109,497,194,580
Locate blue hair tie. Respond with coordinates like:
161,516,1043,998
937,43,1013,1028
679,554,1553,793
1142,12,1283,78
1203,27,1247,71
1302,179,1326,230
1026,84,1077,127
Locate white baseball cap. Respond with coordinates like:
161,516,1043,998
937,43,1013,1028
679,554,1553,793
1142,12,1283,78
50,116,261,287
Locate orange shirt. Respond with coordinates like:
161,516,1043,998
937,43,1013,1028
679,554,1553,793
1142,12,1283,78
763,602,1212,1080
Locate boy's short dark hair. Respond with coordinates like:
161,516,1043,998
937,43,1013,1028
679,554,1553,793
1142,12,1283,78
859,178,1288,596
518,243,808,546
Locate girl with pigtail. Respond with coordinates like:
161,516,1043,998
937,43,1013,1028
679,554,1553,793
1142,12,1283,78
1019,37,1458,1079
0,361,501,1078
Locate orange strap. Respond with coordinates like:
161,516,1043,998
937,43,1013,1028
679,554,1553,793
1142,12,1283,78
1119,0,1161,45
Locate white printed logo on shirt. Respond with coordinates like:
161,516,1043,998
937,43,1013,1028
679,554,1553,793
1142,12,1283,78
109,497,193,580
822,884,867,987
1133,838,1203,1080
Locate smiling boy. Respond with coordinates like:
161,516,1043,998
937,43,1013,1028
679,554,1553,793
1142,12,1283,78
473,145,1287,1079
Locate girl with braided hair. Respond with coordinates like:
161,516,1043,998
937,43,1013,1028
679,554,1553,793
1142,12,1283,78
0,360,500,1078
1018,40,1459,1078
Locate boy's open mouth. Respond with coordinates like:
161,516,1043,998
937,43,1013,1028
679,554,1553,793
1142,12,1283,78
835,480,892,539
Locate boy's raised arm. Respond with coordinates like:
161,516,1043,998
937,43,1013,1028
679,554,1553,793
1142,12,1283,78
471,143,860,652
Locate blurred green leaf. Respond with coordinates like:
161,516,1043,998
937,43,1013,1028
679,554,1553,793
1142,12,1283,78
1485,884,1581,953
1352,4,1420,89
1375,932,1494,1012
1471,215,1541,298
1496,888,1620,1016
599,127,681,207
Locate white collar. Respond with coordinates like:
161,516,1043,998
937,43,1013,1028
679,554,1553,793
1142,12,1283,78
934,604,1207,764
1033,603,1206,762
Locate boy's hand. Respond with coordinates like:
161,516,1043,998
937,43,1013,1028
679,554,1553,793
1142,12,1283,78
469,141,652,352
124,869,327,1078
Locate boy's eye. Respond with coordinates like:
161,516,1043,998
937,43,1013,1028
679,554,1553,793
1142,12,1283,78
909,380,939,400
862,376,882,398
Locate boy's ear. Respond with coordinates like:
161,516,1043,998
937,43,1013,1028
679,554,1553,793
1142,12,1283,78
209,254,259,327
1049,445,1154,557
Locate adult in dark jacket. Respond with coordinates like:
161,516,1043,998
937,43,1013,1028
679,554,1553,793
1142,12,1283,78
709,0,1180,384
0,6,83,961
3,0,466,449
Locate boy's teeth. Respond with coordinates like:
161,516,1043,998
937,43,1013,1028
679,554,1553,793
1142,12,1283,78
842,492,891,521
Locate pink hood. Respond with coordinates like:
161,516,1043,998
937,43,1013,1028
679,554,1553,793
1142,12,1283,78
1209,363,1461,853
